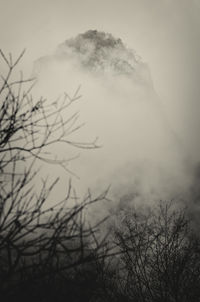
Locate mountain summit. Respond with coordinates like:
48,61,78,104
56,30,139,75
34,30,151,84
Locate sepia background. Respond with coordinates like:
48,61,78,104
1,1,200,301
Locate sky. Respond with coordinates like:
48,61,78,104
1,0,200,159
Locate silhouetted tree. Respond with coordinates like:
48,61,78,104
0,50,110,301
114,201,200,302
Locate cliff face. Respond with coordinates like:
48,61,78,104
33,30,193,207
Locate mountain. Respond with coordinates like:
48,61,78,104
33,30,193,208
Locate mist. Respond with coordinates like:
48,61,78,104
32,30,196,210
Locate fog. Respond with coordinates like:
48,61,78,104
31,30,196,210
2,4,200,300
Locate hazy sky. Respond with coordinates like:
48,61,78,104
1,0,200,158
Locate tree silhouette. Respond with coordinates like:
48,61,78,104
114,201,200,302
0,50,110,301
